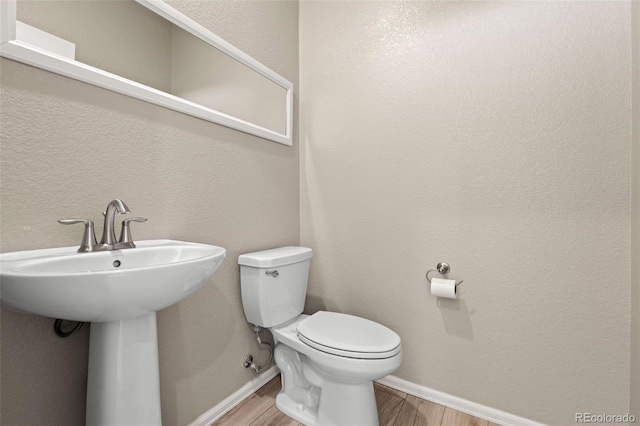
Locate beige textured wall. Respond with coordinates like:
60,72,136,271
17,0,173,93
631,0,640,419
300,2,632,425
171,26,287,135
0,1,298,425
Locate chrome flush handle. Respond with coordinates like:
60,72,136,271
265,270,279,278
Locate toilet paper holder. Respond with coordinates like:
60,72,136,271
426,262,463,287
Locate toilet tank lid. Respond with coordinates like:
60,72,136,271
238,246,313,268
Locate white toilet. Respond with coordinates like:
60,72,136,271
239,246,402,426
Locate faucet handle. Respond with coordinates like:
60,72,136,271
58,219,97,253
119,217,147,247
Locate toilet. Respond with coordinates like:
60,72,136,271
239,246,402,426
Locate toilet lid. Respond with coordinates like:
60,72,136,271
297,311,401,359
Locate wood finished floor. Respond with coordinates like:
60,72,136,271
214,375,500,426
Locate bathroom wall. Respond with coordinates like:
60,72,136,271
171,26,288,135
0,1,298,425
631,0,640,419
300,2,633,425
16,0,174,93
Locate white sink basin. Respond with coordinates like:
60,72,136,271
1,239,226,425
0,239,226,322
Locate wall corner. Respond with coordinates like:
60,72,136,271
630,0,640,418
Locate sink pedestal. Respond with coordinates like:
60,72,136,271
86,313,162,425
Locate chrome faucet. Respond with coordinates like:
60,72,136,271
100,199,130,247
58,199,147,252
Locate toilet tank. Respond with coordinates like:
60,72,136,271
239,247,313,328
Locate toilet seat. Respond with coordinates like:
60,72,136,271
297,311,401,359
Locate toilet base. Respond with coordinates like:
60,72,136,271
276,392,320,425
275,344,380,426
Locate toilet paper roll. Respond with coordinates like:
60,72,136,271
431,278,458,299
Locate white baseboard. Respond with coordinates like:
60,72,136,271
376,375,545,426
189,366,280,426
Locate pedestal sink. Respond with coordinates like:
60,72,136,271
0,239,226,425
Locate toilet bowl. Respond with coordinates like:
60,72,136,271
239,247,402,426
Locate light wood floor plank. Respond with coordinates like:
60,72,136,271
374,385,406,425
215,374,495,426
441,407,488,426
250,404,304,426
393,394,445,426
374,382,408,399
214,376,281,426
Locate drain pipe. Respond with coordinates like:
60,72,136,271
54,319,85,337
243,326,273,373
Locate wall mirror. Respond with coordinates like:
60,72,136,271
0,0,293,146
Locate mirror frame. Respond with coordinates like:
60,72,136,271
0,0,293,146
